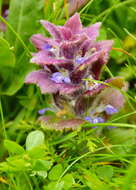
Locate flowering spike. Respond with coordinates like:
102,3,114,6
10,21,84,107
25,13,125,130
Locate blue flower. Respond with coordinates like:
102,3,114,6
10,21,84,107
84,116,93,123
105,104,118,115
63,77,71,84
43,43,52,50
50,72,64,83
75,57,86,64
92,117,105,124
50,72,71,84
38,108,53,115
84,116,105,128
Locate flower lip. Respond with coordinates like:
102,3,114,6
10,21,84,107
50,72,64,83
92,117,105,124
84,116,105,129
84,116,104,123
84,116,93,123
63,77,71,84
43,43,52,50
105,104,118,115
38,108,53,115
75,57,86,64
50,72,71,84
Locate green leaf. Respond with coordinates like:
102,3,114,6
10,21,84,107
105,128,135,153
0,37,15,67
27,146,46,159
6,0,44,52
33,159,52,171
0,37,16,95
96,165,114,181
0,158,30,172
4,139,25,155
45,181,64,190
48,164,63,181
62,174,75,190
26,130,45,150
36,171,47,179
0,0,44,95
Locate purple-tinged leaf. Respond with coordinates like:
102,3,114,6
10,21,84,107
70,67,88,84
30,34,58,50
40,20,63,41
94,40,113,64
58,26,72,40
39,116,85,130
56,118,84,130
75,78,125,117
101,88,125,110
80,39,93,56
25,70,81,95
30,50,73,66
64,13,82,34
60,34,87,59
25,70,58,93
71,50,104,83
90,40,113,79
75,96,95,115
82,22,101,41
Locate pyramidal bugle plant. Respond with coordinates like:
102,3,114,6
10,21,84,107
25,13,126,130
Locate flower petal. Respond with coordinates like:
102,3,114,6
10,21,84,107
64,13,82,34
25,70,81,95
